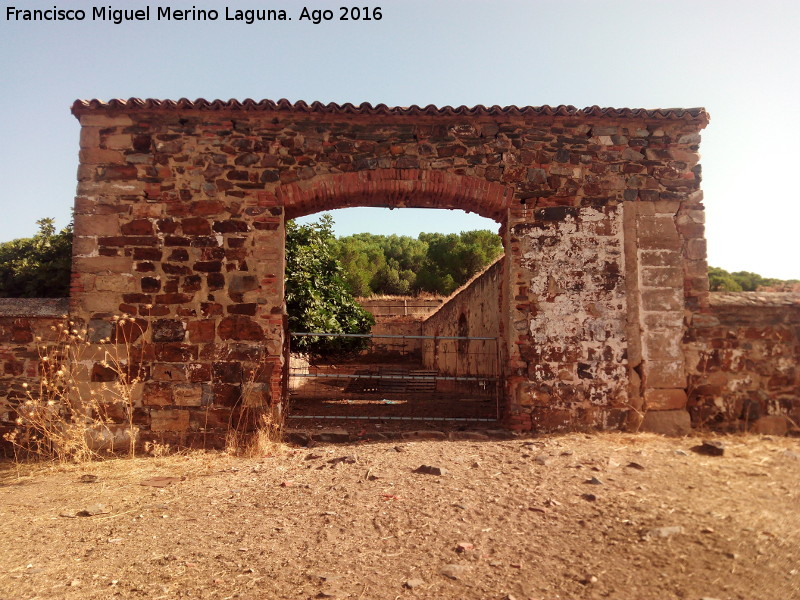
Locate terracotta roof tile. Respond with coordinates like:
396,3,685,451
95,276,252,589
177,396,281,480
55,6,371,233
71,98,709,123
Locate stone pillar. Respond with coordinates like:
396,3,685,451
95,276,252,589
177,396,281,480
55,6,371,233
70,113,287,445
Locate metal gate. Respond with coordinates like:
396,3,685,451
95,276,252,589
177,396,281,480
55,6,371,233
287,332,500,422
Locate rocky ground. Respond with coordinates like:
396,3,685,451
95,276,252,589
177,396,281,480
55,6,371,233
1,431,799,600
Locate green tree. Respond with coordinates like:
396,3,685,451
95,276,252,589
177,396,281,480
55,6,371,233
0,219,73,298
335,229,502,296
708,266,743,292
285,215,374,354
416,231,502,295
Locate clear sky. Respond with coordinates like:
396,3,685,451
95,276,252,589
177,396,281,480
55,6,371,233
1,0,798,278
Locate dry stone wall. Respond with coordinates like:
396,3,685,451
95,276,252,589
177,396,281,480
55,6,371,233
65,98,709,440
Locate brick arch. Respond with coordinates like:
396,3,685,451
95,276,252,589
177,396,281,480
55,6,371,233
278,170,515,221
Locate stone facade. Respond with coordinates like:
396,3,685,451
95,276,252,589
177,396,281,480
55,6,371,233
59,98,712,440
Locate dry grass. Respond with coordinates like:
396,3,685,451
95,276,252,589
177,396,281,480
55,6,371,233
3,316,144,463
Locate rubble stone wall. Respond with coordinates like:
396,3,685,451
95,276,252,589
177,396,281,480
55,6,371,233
64,99,709,438
684,292,800,433
0,299,69,442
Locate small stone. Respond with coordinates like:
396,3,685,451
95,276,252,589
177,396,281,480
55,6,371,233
529,506,548,513
585,477,603,485
413,465,447,476
581,493,598,502
77,504,110,517
440,564,470,580
79,474,98,483
693,440,725,456
644,525,684,539
674,449,688,456
626,462,645,470
70,579,81,587
534,455,554,466
280,481,294,487
456,542,475,553
327,455,357,465
304,453,323,460
403,578,426,589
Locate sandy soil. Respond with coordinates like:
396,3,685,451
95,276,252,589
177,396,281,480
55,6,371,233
1,431,799,600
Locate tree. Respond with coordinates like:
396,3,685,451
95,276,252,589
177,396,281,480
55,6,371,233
0,219,73,298
335,229,503,296
708,266,799,292
285,215,374,354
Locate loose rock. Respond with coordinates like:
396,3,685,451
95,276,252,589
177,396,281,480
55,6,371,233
413,465,447,476
440,564,470,580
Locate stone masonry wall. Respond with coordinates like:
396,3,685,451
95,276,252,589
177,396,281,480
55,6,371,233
421,257,503,377
68,99,709,436
0,299,69,445
685,292,800,433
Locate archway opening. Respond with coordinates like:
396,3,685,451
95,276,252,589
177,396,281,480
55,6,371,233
284,205,507,429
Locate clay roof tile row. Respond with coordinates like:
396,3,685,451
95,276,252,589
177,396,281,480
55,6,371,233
71,98,709,122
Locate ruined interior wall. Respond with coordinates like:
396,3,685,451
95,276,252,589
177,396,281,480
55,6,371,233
0,299,69,445
356,297,441,356
366,318,424,357
358,297,444,318
685,292,800,433
420,258,503,376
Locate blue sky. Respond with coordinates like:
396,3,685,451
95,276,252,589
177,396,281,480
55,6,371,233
1,0,798,278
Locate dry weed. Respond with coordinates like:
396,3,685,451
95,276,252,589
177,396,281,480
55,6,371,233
3,316,145,463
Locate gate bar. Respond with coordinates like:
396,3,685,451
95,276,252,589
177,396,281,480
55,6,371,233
293,372,497,383
291,332,497,341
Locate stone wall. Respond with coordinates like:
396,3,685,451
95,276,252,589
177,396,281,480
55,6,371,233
0,299,69,442
66,98,709,436
356,297,441,357
685,292,800,434
421,257,503,377
358,297,444,318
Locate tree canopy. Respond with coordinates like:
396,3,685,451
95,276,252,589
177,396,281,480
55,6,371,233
334,229,503,296
708,266,799,292
0,219,72,298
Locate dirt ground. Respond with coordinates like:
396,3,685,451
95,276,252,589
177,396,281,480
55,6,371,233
1,431,799,600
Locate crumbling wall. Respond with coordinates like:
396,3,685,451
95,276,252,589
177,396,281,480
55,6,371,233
506,206,629,430
421,258,503,376
0,299,69,442
685,292,800,433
